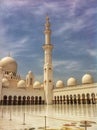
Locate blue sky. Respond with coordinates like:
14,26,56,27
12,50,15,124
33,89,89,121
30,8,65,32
0,0,97,84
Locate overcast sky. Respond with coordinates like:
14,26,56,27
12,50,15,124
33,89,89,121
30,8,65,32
0,0,97,84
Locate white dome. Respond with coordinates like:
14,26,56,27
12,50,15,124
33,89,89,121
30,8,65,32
82,74,93,84
0,56,17,74
2,78,9,88
17,80,26,89
67,77,77,86
33,81,41,88
56,80,64,88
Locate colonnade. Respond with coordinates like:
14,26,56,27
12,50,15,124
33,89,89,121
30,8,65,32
53,93,96,104
0,95,45,105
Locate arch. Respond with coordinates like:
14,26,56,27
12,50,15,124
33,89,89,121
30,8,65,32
70,95,73,104
57,96,59,104
91,93,96,104
54,96,56,104
63,95,66,104
86,93,91,104
60,96,62,104
8,95,12,105
74,95,77,104
3,95,7,105
66,95,69,104
78,94,81,104
13,96,17,105
22,96,26,105
31,96,34,105
27,96,30,105
39,96,42,105
82,94,86,104
35,96,38,105
18,96,22,105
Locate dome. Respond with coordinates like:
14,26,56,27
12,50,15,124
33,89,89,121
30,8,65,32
56,80,64,88
82,74,93,84
33,81,41,88
0,56,17,74
17,80,26,89
2,78,9,88
67,77,77,86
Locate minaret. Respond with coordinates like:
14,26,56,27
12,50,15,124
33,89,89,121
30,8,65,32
43,16,53,105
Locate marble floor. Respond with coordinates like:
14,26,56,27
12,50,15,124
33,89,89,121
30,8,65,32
0,104,97,130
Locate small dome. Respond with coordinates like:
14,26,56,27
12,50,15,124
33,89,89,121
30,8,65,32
2,78,9,88
17,80,26,89
0,56,17,74
56,80,64,88
82,74,93,84
33,81,41,88
67,77,77,86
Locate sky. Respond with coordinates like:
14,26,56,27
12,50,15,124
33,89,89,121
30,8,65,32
0,0,97,84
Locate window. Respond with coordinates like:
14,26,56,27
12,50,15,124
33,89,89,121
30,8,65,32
30,78,32,85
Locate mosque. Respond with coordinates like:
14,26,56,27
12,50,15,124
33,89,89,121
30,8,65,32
0,16,97,105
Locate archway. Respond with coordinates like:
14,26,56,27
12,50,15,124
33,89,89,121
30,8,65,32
63,95,66,104
60,96,62,104
18,96,21,105
31,96,34,105
57,96,59,104
78,94,81,104
54,96,56,104
66,95,69,104
91,93,96,104
13,96,17,105
82,94,86,104
27,96,30,105
70,95,73,104
22,96,26,105
86,93,91,104
39,96,42,105
35,96,38,105
74,95,77,104
3,95,7,105
8,95,12,105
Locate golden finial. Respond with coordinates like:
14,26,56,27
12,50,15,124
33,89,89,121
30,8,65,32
46,15,49,22
45,15,50,31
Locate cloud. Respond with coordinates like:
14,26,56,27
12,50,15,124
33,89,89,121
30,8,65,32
86,49,97,57
0,20,29,57
53,59,81,71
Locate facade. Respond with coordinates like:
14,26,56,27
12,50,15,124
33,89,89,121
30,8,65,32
0,16,97,105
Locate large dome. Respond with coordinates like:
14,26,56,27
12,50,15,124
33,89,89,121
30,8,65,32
0,56,17,74
82,74,93,84
56,80,64,88
67,77,77,86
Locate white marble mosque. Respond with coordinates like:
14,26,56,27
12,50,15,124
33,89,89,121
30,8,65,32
0,16,97,107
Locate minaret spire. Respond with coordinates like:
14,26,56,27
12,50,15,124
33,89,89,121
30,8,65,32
43,16,53,105
44,16,51,45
